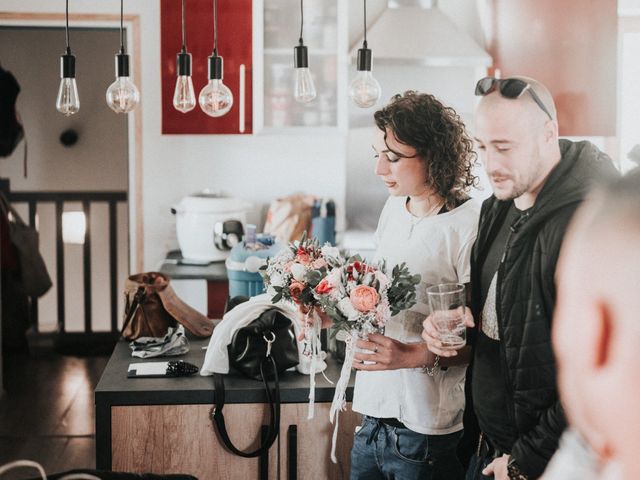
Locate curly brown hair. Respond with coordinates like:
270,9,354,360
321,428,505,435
374,91,478,210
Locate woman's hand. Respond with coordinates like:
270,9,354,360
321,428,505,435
421,306,475,357
352,333,434,371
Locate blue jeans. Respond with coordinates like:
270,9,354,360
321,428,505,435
350,416,465,480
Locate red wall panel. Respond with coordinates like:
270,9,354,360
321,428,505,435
160,0,252,134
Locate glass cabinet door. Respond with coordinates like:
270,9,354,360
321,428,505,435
262,0,341,130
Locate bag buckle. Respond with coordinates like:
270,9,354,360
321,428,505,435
263,331,276,358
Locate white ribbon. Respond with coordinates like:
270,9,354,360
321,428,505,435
305,311,323,419
329,330,356,463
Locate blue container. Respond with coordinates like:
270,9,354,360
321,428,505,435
310,199,336,246
225,235,284,298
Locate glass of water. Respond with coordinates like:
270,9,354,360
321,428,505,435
426,283,466,350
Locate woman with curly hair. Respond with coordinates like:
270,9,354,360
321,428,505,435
347,91,480,480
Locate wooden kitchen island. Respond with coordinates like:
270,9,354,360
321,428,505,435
95,338,358,480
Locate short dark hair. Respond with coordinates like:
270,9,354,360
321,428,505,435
374,91,478,209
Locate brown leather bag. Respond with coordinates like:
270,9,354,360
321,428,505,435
121,272,215,340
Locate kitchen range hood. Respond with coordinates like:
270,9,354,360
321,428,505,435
352,0,492,67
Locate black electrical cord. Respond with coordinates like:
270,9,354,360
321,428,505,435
213,0,218,55
299,0,304,45
65,0,70,54
181,0,186,51
119,0,125,54
363,0,368,48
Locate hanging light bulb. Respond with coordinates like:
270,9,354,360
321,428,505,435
173,0,196,113
106,0,140,114
349,0,381,108
293,0,316,103
349,44,381,108
199,0,233,117
56,0,80,116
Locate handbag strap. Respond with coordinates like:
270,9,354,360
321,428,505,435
120,286,147,337
212,354,281,458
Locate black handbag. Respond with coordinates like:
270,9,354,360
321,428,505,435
211,298,298,458
0,192,52,297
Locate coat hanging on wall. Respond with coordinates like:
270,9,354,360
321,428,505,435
0,65,24,158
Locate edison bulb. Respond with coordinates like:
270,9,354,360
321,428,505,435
198,79,233,117
349,70,382,108
294,67,316,103
173,75,196,113
56,77,80,116
106,77,140,114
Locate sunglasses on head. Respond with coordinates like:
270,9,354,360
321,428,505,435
475,77,553,121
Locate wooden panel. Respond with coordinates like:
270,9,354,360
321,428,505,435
160,0,253,134
484,0,617,136
280,403,360,480
111,402,360,478
112,403,277,479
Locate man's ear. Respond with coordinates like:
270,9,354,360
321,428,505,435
593,300,614,369
544,119,558,144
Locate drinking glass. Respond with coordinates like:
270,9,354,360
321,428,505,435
426,283,466,350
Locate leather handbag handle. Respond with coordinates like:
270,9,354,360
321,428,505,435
211,355,281,458
119,286,146,338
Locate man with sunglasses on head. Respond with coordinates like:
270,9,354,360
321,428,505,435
422,76,617,479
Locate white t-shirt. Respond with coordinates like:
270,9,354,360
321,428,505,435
352,195,480,435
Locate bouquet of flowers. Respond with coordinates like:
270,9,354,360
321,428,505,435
261,232,344,418
313,256,420,462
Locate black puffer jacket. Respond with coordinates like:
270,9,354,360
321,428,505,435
468,140,617,478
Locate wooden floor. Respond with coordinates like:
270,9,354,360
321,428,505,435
0,348,110,478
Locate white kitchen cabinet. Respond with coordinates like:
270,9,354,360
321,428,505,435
253,0,348,133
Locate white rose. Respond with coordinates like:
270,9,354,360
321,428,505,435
337,297,359,320
290,263,307,282
321,244,341,261
270,272,284,288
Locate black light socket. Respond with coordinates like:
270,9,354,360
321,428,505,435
115,52,130,77
60,52,76,78
177,51,192,76
294,44,309,69
356,47,372,72
208,55,223,80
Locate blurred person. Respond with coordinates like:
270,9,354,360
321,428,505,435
547,169,640,479
422,76,617,479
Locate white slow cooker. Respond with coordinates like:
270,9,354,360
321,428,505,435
172,192,252,263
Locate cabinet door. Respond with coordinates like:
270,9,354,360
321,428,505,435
112,404,277,478
160,0,253,134
279,403,360,480
483,0,617,136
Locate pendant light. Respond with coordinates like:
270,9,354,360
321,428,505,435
173,0,196,113
56,0,80,116
293,0,316,103
349,0,381,108
198,0,233,117
106,0,140,114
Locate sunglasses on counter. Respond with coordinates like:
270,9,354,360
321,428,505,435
475,77,553,121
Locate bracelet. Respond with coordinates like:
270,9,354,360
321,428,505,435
507,457,528,480
422,354,440,376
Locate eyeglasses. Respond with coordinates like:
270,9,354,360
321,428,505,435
475,77,553,121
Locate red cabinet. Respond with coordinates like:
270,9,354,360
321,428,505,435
483,0,617,136
160,0,252,134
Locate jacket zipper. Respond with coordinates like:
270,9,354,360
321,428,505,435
495,211,530,431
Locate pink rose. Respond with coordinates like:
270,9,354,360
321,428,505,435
349,285,379,312
289,281,306,303
296,252,312,265
312,258,327,269
315,278,333,295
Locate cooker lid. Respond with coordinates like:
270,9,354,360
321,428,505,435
177,192,251,213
